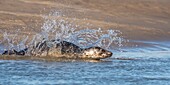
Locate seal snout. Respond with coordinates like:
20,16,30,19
101,51,112,59
107,51,112,57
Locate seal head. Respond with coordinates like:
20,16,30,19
82,47,112,60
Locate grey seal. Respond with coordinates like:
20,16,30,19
2,40,112,60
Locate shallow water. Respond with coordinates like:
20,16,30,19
0,41,170,85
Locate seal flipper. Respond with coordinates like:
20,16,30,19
2,49,17,55
2,48,28,56
16,48,28,55
2,50,9,55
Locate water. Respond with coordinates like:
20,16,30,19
0,11,170,85
0,50,170,85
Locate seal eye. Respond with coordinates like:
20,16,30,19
101,49,105,53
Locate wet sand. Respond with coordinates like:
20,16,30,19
0,0,170,42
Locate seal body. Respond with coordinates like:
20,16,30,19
29,39,50,56
55,41,83,54
35,40,112,60
2,40,112,60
